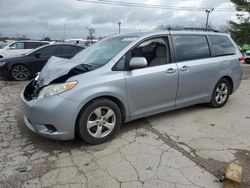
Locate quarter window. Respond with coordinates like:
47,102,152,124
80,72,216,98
208,35,236,56
173,35,210,62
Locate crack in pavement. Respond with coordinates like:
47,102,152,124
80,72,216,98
143,119,226,181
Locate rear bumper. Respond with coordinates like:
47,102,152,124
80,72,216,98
20,84,79,140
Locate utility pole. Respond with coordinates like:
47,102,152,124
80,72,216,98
205,8,214,30
118,21,121,34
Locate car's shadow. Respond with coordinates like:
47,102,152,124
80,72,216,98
16,103,209,153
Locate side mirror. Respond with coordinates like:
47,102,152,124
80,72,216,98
129,57,147,69
34,53,41,58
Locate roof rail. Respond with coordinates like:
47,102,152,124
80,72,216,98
167,27,219,32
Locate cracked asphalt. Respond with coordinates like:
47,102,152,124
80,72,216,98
0,64,250,188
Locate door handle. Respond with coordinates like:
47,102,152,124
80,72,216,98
166,68,176,74
180,65,189,71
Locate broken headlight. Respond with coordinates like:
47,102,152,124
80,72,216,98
37,81,77,99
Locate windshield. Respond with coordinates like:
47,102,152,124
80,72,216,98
71,36,137,66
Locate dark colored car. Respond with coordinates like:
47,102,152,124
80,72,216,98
0,44,83,80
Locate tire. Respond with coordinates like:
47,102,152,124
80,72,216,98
77,98,122,145
10,65,31,81
208,78,231,108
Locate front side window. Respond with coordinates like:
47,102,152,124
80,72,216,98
208,35,236,56
173,35,210,62
71,36,137,66
131,37,170,67
9,42,24,50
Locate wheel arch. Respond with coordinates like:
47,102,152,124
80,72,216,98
8,63,32,80
74,95,127,136
8,63,32,73
221,75,234,94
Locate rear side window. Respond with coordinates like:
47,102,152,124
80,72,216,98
38,46,56,57
25,42,48,49
61,46,82,55
208,35,236,56
173,35,210,62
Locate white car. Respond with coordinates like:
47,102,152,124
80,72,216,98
0,41,50,58
244,51,250,63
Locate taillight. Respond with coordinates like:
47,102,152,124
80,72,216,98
239,56,245,63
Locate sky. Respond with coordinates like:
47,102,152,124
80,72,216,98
0,0,239,39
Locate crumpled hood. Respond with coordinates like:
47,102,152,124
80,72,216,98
36,56,92,87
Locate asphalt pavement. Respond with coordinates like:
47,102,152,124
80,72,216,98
0,64,249,188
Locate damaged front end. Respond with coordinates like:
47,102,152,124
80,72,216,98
23,56,94,101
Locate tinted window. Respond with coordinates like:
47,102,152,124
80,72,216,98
208,35,236,56
131,37,170,67
38,46,57,57
25,42,48,49
114,55,126,71
62,46,82,54
9,42,24,49
173,35,210,62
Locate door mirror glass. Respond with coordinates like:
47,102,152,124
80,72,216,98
129,57,147,69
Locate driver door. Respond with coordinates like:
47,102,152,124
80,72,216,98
124,37,178,119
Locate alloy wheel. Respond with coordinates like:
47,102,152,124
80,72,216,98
87,107,116,138
11,65,30,81
215,82,228,104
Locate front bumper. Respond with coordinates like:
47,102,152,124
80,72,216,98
0,64,9,76
21,83,79,140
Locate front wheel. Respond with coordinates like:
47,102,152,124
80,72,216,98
208,78,231,108
77,99,122,145
10,65,31,81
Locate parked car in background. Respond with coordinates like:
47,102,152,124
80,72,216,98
21,30,242,144
64,39,87,48
0,44,83,80
0,41,51,59
245,51,250,63
0,42,6,49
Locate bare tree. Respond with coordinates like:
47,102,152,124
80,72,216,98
86,27,95,44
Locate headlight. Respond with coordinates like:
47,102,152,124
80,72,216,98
38,81,77,99
0,62,6,66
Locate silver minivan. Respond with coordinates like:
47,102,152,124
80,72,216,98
21,31,242,144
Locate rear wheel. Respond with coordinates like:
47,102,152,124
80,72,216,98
10,65,31,81
208,78,231,108
77,99,122,145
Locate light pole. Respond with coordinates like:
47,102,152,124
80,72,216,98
118,21,121,34
205,8,214,30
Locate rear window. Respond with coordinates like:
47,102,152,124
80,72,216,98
208,35,236,56
173,35,210,62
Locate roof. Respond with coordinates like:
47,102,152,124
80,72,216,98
118,29,228,39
